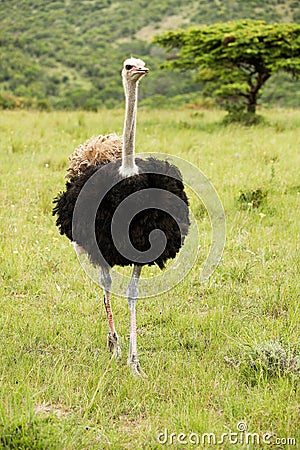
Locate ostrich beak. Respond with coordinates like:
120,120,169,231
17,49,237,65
132,67,149,76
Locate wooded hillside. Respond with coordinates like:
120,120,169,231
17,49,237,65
1,0,299,109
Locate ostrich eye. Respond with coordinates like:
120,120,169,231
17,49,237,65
125,64,133,70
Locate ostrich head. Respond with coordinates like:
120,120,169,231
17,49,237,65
122,57,149,86
120,57,148,178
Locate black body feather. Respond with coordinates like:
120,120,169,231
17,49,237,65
53,158,190,269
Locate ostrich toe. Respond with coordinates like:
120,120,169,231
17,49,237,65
107,331,121,358
128,355,148,378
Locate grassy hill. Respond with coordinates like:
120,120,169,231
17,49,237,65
0,0,300,109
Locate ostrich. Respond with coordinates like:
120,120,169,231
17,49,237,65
53,57,190,376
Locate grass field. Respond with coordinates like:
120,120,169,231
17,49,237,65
0,108,299,449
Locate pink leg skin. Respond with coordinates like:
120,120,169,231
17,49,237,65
104,293,115,335
104,292,121,356
101,267,121,357
127,265,147,377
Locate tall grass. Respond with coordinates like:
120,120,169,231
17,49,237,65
0,108,299,449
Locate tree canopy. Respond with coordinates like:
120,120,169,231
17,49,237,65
154,20,300,118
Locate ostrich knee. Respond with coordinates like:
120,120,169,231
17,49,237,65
100,267,112,292
127,278,139,302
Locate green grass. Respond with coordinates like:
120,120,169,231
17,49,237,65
0,108,299,449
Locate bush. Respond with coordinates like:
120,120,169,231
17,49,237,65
223,111,266,125
225,341,300,385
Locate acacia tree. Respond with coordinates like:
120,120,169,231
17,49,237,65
154,20,300,117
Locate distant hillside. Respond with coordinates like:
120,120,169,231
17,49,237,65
0,0,299,109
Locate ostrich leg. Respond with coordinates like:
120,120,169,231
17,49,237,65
100,267,121,357
127,265,146,376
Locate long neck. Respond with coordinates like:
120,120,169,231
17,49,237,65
120,81,139,176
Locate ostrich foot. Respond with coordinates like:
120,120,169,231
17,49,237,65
107,331,121,358
128,355,148,378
